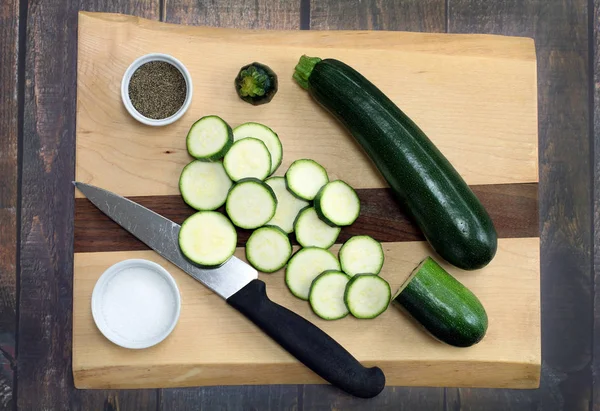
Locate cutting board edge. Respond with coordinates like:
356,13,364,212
78,11,537,55
72,359,540,390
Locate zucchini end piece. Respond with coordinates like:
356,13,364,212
293,55,322,90
235,62,278,105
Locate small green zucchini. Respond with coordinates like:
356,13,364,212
392,257,488,347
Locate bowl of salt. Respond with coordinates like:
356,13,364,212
91,259,181,349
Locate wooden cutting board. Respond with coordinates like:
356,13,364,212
73,12,540,390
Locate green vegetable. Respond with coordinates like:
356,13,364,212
245,226,292,273
309,270,351,320
226,178,277,229
179,211,237,267
314,180,360,227
233,122,282,175
235,62,278,105
338,235,384,276
293,55,497,270
392,257,488,347
344,274,391,319
286,247,340,300
186,115,233,161
294,206,340,249
179,160,232,211
285,159,329,201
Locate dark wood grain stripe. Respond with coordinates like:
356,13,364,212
74,183,538,253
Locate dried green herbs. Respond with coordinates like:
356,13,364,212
128,61,187,119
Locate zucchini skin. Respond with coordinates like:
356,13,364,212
304,58,497,270
393,257,487,347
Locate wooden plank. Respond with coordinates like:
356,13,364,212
18,1,160,410
160,386,300,411
73,183,539,253
160,1,301,409
164,0,301,29
0,0,18,409
75,12,538,200
72,238,540,390
307,1,447,409
310,0,446,32
594,1,600,409
448,0,591,410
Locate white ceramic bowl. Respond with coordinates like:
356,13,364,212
121,53,193,126
91,259,181,349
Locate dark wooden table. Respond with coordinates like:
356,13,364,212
0,0,596,410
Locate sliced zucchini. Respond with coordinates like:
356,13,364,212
344,274,391,319
339,235,384,276
223,137,272,182
186,115,233,161
265,176,309,233
179,160,232,210
314,180,360,226
294,207,340,249
179,211,237,267
226,178,277,229
309,270,351,320
392,257,488,347
285,159,329,201
285,247,340,300
233,122,282,175
245,226,292,273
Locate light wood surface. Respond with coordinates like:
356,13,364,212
75,12,538,198
73,238,540,389
73,11,541,391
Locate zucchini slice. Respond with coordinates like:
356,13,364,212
314,180,360,227
179,160,232,211
223,137,272,182
226,178,277,229
179,211,237,267
392,257,488,347
339,235,384,276
265,176,309,233
245,226,292,273
186,115,233,161
344,275,391,319
285,159,329,201
294,207,340,249
285,247,340,300
309,270,351,320
233,122,283,175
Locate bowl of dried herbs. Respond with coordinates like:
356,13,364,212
121,53,193,126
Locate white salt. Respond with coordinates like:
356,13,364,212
100,266,177,343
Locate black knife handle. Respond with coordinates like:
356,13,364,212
227,279,385,398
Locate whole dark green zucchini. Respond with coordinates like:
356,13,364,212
293,56,497,270
392,257,488,347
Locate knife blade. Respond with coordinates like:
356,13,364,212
75,182,385,398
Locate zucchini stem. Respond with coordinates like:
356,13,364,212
293,55,322,90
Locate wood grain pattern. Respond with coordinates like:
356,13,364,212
18,2,161,411
0,0,18,409
594,0,600,409
73,183,539,253
448,0,592,410
75,11,538,201
164,0,301,29
73,238,540,390
310,0,446,33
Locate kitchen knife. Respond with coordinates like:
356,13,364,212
75,182,385,398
